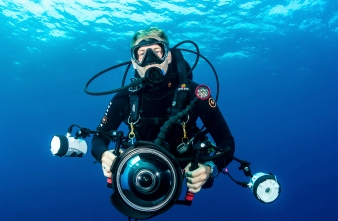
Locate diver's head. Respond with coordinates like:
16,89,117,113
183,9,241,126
130,27,172,78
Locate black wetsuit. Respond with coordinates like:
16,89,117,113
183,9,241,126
91,66,235,171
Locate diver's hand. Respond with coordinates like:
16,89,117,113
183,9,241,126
184,163,211,193
101,150,117,178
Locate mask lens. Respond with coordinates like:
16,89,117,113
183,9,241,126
131,41,168,66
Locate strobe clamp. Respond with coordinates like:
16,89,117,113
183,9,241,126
74,127,92,139
238,159,253,178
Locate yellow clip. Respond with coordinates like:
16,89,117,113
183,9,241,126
129,122,135,139
181,122,189,143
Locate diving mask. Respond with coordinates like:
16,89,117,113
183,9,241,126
131,38,170,67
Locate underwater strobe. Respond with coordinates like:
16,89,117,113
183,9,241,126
221,157,281,204
248,172,280,204
50,125,93,157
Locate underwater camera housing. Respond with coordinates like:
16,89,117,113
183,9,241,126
110,142,183,220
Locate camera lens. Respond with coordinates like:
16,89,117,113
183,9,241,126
138,173,153,188
135,170,157,193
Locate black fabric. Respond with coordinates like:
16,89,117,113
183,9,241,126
91,66,235,170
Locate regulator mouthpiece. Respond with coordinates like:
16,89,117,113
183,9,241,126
51,134,87,157
144,67,165,86
248,172,281,203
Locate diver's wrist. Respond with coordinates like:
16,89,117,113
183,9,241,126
204,161,216,177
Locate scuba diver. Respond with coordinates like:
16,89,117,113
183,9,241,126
91,27,235,194
51,26,280,221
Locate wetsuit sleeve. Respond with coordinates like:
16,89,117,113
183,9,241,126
91,90,129,162
192,85,235,170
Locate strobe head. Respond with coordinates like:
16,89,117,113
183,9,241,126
249,172,281,204
110,145,183,220
51,134,87,157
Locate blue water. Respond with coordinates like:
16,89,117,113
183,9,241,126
1,0,338,220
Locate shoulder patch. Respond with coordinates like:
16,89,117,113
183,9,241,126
208,98,216,108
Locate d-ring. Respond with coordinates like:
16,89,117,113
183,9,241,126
128,115,141,125
181,114,190,124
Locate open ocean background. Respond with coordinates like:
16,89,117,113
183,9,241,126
1,0,337,220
